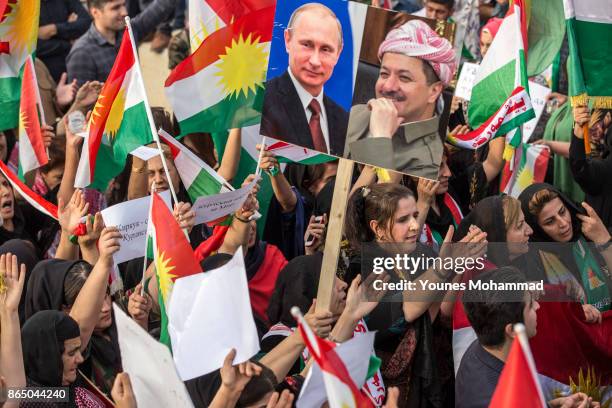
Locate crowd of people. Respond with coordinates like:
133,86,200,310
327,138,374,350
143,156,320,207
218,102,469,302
0,0,611,407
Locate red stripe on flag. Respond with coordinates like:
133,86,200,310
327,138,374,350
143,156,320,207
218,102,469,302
532,146,549,184
0,160,58,220
86,29,135,182
157,131,181,159
165,6,275,85
0,42,8,54
205,0,275,25
21,58,48,167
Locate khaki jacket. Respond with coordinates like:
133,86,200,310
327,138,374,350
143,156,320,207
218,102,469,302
344,104,443,180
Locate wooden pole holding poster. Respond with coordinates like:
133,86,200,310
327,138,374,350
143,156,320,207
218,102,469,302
315,158,354,313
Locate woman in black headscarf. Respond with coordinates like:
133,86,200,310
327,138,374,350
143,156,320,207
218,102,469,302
518,183,612,312
24,261,121,395
22,311,109,407
0,239,39,325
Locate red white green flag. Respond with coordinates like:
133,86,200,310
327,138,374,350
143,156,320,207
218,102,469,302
165,6,274,135
0,158,57,219
150,191,202,347
188,0,274,52
18,55,47,177
500,142,549,198
265,137,336,165
467,0,534,138
75,28,150,191
158,129,231,202
0,0,40,131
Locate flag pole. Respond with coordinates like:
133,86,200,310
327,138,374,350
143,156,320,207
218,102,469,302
255,136,267,177
124,16,179,205
141,182,156,296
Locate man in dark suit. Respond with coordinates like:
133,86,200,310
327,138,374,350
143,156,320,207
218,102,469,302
260,3,348,157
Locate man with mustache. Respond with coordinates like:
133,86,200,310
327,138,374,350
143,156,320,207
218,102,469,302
344,19,457,180
260,3,348,156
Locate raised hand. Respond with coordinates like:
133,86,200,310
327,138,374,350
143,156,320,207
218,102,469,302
58,189,90,233
302,300,335,339
98,227,122,265
173,202,196,232
78,212,104,249
577,202,611,245
220,348,262,393
417,177,440,206
56,73,78,107
111,372,137,408
74,81,103,110
0,253,26,313
256,144,280,176
304,214,327,255
344,273,390,321
128,283,152,326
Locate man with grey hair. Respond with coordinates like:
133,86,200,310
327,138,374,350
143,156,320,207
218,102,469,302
260,2,348,156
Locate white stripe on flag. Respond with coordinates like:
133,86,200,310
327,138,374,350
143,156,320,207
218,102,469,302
453,326,477,375
474,12,519,82
567,0,612,24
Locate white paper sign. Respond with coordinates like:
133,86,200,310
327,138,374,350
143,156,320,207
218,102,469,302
168,247,260,380
130,146,160,161
192,176,259,225
454,62,479,101
113,304,194,408
101,191,171,264
523,81,552,142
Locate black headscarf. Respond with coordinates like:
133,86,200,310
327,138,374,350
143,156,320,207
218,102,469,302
24,259,83,320
0,239,39,325
266,252,323,327
22,310,80,386
518,182,582,243
454,195,510,266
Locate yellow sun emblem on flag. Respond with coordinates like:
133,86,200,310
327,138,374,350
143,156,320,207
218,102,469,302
214,33,268,99
515,165,533,191
18,110,28,133
91,88,126,144
156,250,178,300
3,0,39,58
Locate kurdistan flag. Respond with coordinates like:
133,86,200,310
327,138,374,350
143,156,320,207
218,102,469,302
75,28,150,191
500,142,549,197
0,0,40,131
18,55,47,176
188,0,275,52
165,6,274,135
564,0,612,108
150,191,203,347
468,0,534,135
158,129,232,202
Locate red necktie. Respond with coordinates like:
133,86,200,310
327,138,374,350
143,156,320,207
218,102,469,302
308,99,328,153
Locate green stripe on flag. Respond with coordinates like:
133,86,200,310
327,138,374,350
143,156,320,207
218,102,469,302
178,88,265,135
186,170,223,201
90,103,151,191
468,61,515,128
276,156,336,166
0,76,21,131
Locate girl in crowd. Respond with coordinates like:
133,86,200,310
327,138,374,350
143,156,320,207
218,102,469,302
344,183,486,407
519,183,612,312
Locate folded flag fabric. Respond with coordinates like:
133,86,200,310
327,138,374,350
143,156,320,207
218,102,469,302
265,137,337,165
489,325,547,408
158,129,231,202
448,86,533,149
294,308,373,408
564,0,612,108
0,0,40,131
165,6,274,135
150,191,202,347
75,27,151,191
468,0,534,135
188,0,275,52
500,142,549,197
0,158,57,220
18,55,47,177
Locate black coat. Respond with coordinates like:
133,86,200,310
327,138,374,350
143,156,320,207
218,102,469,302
260,71,348,157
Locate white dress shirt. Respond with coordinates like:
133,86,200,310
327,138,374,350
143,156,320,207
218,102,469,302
287,68,330,153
